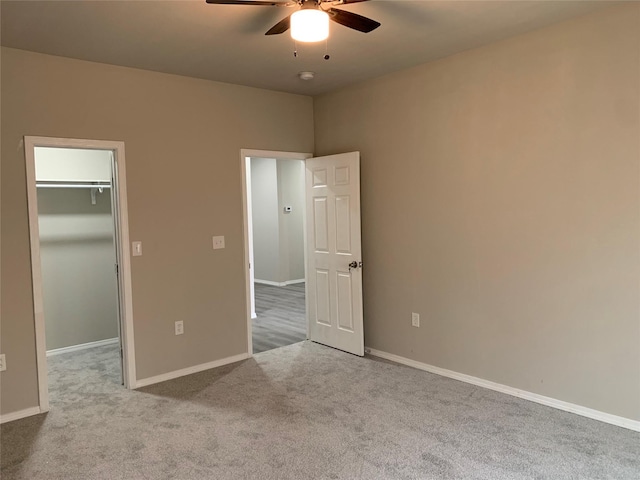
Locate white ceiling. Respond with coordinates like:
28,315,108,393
1,0,614,96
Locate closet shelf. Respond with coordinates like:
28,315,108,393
36,181,111,189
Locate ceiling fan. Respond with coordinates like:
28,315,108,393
205,0,381,42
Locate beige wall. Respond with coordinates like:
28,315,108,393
251,157,280,282
250,157,305,284
0,47,314,415
314,5,640,421
277,159,305,282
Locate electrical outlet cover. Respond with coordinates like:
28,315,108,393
175,321,184,335
212,236,225,250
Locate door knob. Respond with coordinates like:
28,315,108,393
348,261,363,271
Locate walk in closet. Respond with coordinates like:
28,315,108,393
35,147,120,354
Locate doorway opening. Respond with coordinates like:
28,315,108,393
25,137,136,414
241,149,365,358
241,149,312,355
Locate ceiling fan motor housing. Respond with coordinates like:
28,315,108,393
301,0,321,10
205,0,381,37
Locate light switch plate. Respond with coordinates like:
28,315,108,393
212,236,225,250
175,321,184,336
132,241,142,257
0,354,6,372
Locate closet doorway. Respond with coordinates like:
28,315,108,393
242,150,312,354
25,137,135,414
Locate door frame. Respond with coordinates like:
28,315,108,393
240,149,312,355
24,136,137,413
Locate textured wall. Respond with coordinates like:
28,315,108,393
314,5,640,420
0,48,313,415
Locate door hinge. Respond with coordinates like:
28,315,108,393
115,263,119,275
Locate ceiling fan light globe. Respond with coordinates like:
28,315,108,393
290,9,329,42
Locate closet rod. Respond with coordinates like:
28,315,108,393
36,183,111,189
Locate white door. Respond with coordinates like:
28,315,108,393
305,152,363,356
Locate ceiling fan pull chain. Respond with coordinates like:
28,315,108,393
293,39,298,58
324,37,330,60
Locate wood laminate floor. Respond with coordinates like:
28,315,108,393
252,283,306,354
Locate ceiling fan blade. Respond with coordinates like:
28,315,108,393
205,0,295,6
328,8,380,33
265,15,291,35
336,0,371,4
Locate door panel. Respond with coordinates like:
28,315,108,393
336,272,354,332
313,197,329,251
315,269,331,326
306,152,363,356
335,196,351,254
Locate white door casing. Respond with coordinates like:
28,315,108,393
245,156,257,319
240,149,313,355
22,136,136,417
305,152,364,356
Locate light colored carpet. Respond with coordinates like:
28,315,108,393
1,341,639,479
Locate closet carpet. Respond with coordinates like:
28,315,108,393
252,282,306,354
1,342,639,480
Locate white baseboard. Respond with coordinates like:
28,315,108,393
0,406,43,424
254,278,305,287
47,337,119,357
135,352,250,388
365,347,640,432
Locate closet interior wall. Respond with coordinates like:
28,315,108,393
35,147,119,351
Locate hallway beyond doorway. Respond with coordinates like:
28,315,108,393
252,283,305,354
